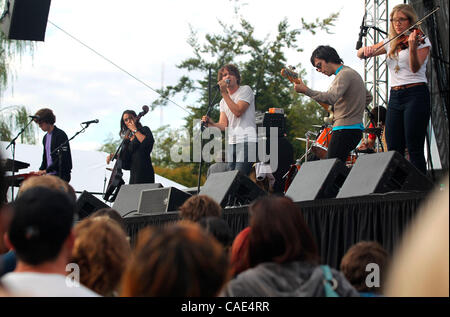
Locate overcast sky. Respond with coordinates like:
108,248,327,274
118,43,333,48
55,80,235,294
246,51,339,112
1,0,405,152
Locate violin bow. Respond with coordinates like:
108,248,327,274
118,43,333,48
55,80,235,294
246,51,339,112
369,6,440,57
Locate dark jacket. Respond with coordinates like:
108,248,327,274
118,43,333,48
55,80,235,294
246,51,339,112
120,126,155,184
40,126,72,182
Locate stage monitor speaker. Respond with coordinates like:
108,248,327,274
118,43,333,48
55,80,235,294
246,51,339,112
137,187,191,214
112,183,163,217
76,191,109,220
285,158,349,202
0,0,52,41
199,170,267,208
337,151,434,198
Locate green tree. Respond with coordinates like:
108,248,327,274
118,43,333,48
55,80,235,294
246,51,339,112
151,7,338,163
0,105,38,144
0,0,35,96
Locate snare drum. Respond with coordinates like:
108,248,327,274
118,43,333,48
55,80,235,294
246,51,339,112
311,127,332,159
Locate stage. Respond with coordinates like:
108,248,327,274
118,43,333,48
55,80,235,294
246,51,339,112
124,190,429,269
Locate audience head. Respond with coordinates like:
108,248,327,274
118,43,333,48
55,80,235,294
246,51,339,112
340,241,389,294
7,187,76,265
198,216,233,251
384,176,449,297
89,208,127,234
71,217,131,296
178,195,222,222
121,221,230,297
248,196,319,267
18,175,76,202
230,227,251,277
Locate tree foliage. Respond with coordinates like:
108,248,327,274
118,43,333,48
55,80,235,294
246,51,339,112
0,105,38,144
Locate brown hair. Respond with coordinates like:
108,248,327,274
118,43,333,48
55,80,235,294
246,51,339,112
248,196,319,267
120,221,230,297
388,4,420,59
18,175,75,202
340,241,389,293
35,108,56,125
218,64,241,85
71,217,131,296
178,195,222,222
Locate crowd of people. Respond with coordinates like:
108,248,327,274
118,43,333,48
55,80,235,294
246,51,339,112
0,3,447,300
0,152,447,297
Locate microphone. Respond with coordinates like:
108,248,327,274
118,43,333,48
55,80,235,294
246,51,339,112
81,119,99,125
356,12,367,50
215,79,231,89
29,115,40,120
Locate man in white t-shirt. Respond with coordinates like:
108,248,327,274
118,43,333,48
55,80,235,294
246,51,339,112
1,187,99,297
202,64,257,176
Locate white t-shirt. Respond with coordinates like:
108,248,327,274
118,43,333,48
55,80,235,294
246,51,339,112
219,85,257,144
1,272,101,297
384,37,431,87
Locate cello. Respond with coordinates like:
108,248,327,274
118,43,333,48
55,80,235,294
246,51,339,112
103,105,149,202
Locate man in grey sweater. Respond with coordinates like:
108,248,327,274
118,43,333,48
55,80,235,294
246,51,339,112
294,45,372,164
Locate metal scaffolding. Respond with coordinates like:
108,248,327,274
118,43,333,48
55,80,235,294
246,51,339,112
363,0,389,112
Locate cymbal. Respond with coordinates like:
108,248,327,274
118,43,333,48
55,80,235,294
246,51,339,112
363,127,382,135
312,125,323,128
296,137,308,142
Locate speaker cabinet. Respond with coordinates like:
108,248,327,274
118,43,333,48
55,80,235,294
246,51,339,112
112,183,163,217
337,151,434,198
0,0,52,41
137,187,191,214
199,170,267,208
76,191,109,220
285,158,349,202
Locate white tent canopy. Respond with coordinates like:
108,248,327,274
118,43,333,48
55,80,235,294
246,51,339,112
1,141,186,202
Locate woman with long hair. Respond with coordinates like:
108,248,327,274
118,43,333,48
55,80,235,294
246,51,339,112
357,4,431,175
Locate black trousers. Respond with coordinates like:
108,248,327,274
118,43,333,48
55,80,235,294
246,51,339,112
327,129,362,164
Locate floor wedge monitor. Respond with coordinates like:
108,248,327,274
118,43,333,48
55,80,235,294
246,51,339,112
337,151,434,198
137,187,191,214
112,183,163,217
285,158,349,202
199,170,267,208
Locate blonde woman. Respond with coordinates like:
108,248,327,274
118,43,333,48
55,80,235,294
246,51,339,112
357,4,431,175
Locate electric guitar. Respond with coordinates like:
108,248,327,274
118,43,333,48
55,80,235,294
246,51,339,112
281,67,334,124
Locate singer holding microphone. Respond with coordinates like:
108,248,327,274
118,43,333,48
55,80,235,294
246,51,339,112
201,64,257,176
107,110,155,184
32,108,72,182
357,4,431,175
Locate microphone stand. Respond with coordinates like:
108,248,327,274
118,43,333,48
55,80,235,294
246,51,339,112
364,106,384,153
50,122,93,180
196,68,220,194
5,117,35,201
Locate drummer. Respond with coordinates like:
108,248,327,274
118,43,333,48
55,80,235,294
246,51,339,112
358,106,387,153
294,45,373,164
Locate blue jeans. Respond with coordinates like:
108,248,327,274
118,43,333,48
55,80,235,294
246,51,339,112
385,84,430,175
227,142,257,176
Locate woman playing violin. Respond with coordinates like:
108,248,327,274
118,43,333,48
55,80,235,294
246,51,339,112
357,4,431,175
107,110,155,184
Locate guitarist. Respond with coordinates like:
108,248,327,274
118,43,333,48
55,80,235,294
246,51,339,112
294,45,373,164
107,110,155,184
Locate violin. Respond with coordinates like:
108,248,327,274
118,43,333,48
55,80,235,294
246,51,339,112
397,27,426,50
